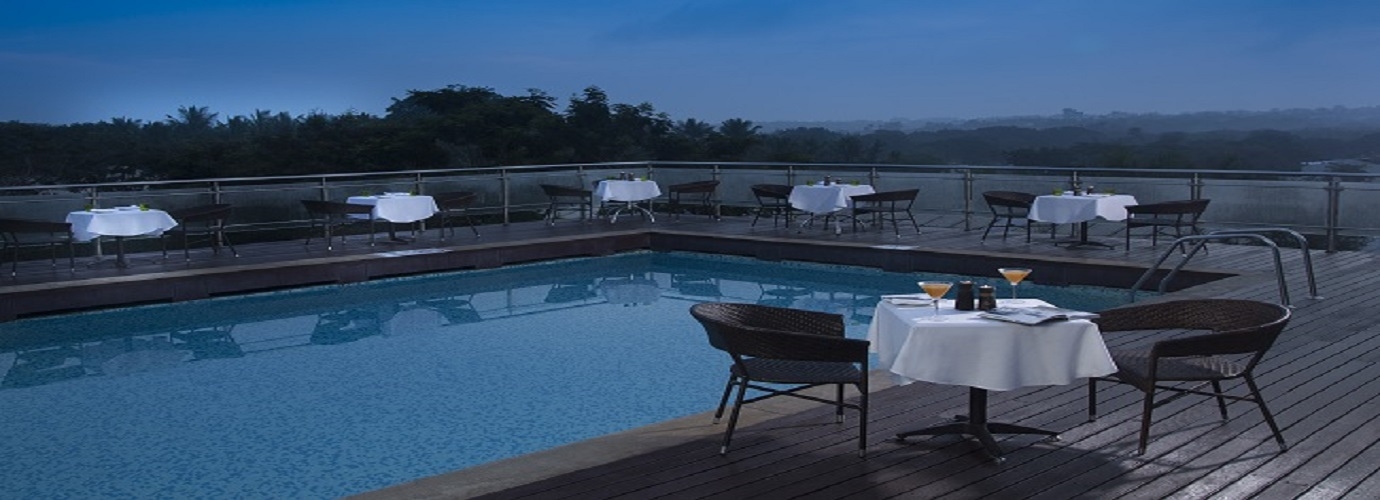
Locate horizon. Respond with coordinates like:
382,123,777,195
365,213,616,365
4,1,1379,126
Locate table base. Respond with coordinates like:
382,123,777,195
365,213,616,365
894,387,1058,462
605,201,655,224
1052,221,1115,249
797,213,842,235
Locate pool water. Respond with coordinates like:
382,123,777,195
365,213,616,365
0,252,1137,498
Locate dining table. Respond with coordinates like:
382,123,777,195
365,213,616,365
788,183,875,234
346,193,439,242
867,297,1116,461
66,207,179,268
594,179,660,223
1028,193,1138,249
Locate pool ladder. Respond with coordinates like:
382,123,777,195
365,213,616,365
1129,228,1322,307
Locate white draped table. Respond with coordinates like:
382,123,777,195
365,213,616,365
1029,194,1138,249
66,207,179,268
868,297,1116,460
595,180,661,223
788,183,875,234
346,194,439,224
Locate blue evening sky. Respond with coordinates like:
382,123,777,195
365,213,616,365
3,0,1378,125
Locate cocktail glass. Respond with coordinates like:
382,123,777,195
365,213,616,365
997,268,1032,299
917,281,953,321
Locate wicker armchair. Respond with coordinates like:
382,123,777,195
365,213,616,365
849,188,920,237
749,184,796,228
162,203,238,262
1088,299,1291,455
689,302,870,457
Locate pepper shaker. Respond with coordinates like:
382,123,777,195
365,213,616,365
977,285,998,311
955,281,975,311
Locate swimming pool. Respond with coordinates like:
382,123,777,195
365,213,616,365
0,251,1138,498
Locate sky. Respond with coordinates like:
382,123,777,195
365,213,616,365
3,0,1379,125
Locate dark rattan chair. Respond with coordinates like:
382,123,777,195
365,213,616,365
0,217,75,277
1088,299,1291,455
432,191,481,239
539,184,592,225
1124,199,1210,251
980,191,1054,242
162,203,238,262
300,200,375,251
750,184,796,228
666,180,720,220
689,302,870,457
849,188,920,237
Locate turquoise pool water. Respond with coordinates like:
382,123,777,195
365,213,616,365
0,252,1137,498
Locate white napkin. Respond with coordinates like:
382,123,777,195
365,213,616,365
883,296,932,306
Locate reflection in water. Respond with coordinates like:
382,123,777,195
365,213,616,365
672,273,721,298
597,274,659,306
544,281,597,304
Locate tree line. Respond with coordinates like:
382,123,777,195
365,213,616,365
1,84,1378,186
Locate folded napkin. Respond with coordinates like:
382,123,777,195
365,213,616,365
882,295,932,306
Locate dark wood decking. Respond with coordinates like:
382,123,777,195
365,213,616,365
4,212,1376,499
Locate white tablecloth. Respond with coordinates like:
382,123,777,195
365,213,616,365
788,184,875,214
346,194,439,223
867,298,1116,391
1029,194,1138,224
66,208,178,242
595,180,661,202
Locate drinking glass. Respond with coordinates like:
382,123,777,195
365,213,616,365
917,281,952,320
997,268,1031,299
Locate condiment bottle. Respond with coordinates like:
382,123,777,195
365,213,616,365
955,281,975,311
977,285,997,311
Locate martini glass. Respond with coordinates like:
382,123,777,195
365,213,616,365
917,281,953,321
997,268,1032,300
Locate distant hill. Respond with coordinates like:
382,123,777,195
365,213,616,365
758,106,1380,135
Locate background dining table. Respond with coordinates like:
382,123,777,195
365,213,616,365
788,183,875,234
594,179,661,223
1029,193,1138,249
66,207,178,268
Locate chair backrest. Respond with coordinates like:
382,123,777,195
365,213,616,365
301,200,372,216
540,184,590,199
0,218,72,236
432,191,478,210
170,204,233,224
1095,299,1290,361
851,188,918,205
983,191,1035,214
669,180,720,194
750,184,792,202
1127,199,1210,218
689,302,866,363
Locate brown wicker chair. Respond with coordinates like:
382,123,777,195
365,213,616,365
0,217,75,277
750,184,796,228
689,302,870,457
1088,299,1290,455
539,184,592,225
849,188,920,237
666,180,720,220
432,191,481,239
300,200,376,250
980,191,1055,242
162,203,238,262
1124,199,1210,251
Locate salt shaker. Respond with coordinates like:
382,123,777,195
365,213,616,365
977,285,997,311
955,281,975,311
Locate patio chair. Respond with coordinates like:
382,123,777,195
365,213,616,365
980,191,1054,242
1088,299,1290,455
848,188,920,237
0,217,76,277
431,191,481,239
300,200,375,251
1124,199,1210,251
666,180,720,220
539,184,593,225
750,184,796,228
162,203,239,262
689,302,870,457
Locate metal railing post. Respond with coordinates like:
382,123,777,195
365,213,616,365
501,168,511,225
1326,176,1342,253
962,169,974,231
1190,172,1203,200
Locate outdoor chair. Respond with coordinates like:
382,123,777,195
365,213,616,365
848,188,920,237
1088,299,1291,456
540,184,593,225
666,180,720,220
981,191,1054,242
0,217,75,277
689,302,870,457
162,203,238,262
1124,199,1210,252
750,184,796,228
431,191,481,239
300,200,375,251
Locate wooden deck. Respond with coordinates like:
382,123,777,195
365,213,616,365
4,211,1377,499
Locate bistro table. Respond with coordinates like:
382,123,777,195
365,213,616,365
594,179,660,223
346,193,439,242
1029,193,1138,249
788,183,875,234
66,207,179,268
868,297,1116,461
